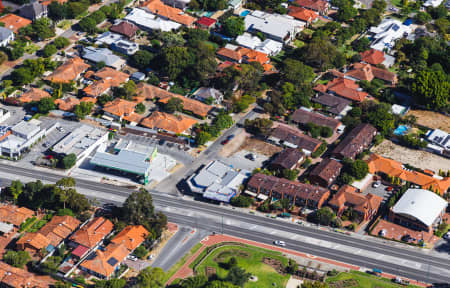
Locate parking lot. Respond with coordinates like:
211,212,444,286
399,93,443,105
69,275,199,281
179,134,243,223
362,181,393,204
219,150,268,172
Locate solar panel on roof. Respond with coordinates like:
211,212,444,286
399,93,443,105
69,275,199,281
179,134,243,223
107,257,118,266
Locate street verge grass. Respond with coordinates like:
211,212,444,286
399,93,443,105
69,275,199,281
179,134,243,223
326,271,423,288
162,242,203,284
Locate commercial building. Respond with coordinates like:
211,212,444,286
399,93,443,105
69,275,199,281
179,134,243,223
389,189,447,232
51,125,108,166
309,158,343,188
0,119,59,158
188,160,248,203
124,8,181,32
332,123,377,160
90,140,158,184
244,10,305,43
328,185,383,221
247,173,330,209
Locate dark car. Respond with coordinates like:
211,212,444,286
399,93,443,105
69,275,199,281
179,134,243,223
245,153,255,161
221,139,229,145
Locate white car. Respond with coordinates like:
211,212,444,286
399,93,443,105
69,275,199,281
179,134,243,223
127,255,138,261
372,181,381,188
274,240,286,247
444,232,450,240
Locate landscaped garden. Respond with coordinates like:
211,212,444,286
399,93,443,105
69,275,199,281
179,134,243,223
326,271,422,288
193,244,291,288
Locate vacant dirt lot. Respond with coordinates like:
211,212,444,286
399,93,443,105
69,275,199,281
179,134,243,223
239,138,282,157
406,110,450,132
372,140,450,173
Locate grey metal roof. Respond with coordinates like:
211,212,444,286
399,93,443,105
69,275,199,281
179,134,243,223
0,27,13,41
392,189,448,227
11,121,40,138
19,1,47,20
82,47,123,67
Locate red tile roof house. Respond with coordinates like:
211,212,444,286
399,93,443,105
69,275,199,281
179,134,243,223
295,0,329,15
110,225,149,252
332,123,377,160
80,242,129,279
268,123,322,156
270,148,304,172
328,185,383,222
196,16,216,29
360,49,385,65
314,77,368,103
110,21,138,39
291,108,343,133
69,217,114,259
343,63,398,86
247,173,330,209
288,6,319,25
308,158,343,188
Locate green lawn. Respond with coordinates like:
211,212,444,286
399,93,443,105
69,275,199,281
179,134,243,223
24,44,40,55
326,271,423,288
390,0,402,7
294,39,305,48
57,20,72,30
195,245,290,288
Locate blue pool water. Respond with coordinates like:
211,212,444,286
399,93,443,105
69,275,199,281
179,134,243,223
240,10,250,16
203,11,214,17
393,125,408,136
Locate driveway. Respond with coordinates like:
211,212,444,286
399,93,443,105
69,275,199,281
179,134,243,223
123,258,151,272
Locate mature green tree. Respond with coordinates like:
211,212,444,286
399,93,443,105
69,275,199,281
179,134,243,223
230,195,254,208
48,2,69,21
244,118,273,136
285,259,299,274
132,50,154,70
309,207,335,226
180,275,208,288
32,18,56,40
135,103,146,114
351,37,370,52
123,190,155,225
282,59,315,84
164,97,184,113
158,47,194,80
11,67,34,86
42,44,58,58
302,281,329,288
185,28,209,47
137,267,165,288
40,256,62,274
62,153,77,169
37,97,56,114
364,103,394,136
3,251,31,268
412,69,449,111
133,245,148,259
226,267,251,287
9,180,23,204
282,169,299,181
302,37,342,71
74,102,94,120
205,281,239,288
158,31,185,47
222,16,245,37
79,17,97,34
54,37,70,49
434,18,449,34
68,1,89,18
94,279,126,288
237,62,264,92
414,12,432,24
195,131,212,145
350,160,369,180
335,0,357,22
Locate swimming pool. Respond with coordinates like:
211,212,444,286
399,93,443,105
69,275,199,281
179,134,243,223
203,11,214,17
240,10,250,16
393,125,408,136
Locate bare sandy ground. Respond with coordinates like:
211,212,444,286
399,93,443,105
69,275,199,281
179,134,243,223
406,110,450,132
372,140,450,173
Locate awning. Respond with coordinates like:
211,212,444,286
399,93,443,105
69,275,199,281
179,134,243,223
257,194,268,200
244,190,257,197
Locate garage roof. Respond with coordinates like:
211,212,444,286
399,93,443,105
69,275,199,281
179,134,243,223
392,189,448,227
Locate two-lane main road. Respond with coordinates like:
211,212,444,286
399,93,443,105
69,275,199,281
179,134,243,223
0,163,449,284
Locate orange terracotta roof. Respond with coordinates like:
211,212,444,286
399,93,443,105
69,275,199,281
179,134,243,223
0,14,31,33
143,0,196,26
111,225,149,251
80,242,129,278
83,68,129,97
314,77,368,102
141,111,197,134
80,97,97,104
70,217,113,249
103,98,136,118
328,184,383,216
0,204,34,227
157,94,212,118
360,49,385,65
123,112,145,123
241,48,270,65
288,6,319,22
19,88,51,103
54,97,80,111
216,47,241,62
16,232,50,251
367,154,450,195
0,262,51,288
38,215,80,247
136,82,173,100
45,57,90,84
345,63,375,82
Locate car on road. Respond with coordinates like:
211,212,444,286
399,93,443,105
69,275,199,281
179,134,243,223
372,181,381,188
386,186,393,191
148,254,154,260
227,134,235,140
444,232,450,240
221,139,229,145
274,240,286,246
245,153,255,161
127,255,138,261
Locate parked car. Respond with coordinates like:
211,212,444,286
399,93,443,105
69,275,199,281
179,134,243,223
227,134,235,140
444,232,450,240
273,240,286,247
386,186,393,191
127,255,138,261
372,181,381,188
221,139,229,145
245,153,255,161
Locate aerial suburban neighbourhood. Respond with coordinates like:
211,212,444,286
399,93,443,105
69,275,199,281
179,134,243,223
0,0,447,286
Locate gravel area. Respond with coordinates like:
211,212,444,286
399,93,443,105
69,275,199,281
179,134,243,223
371,140,450,173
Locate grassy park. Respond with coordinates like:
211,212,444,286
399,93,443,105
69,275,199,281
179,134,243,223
326,271,423,288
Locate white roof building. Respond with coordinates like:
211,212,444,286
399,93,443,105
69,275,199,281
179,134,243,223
95,31,125,45
124,8,181,32
244,11,305,43
369,18,412,52
236,33,283,56
426,129,450,152
423,0,443,7
392,189,448,227
188,160,249,203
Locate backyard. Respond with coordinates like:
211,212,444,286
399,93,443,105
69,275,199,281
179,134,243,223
193,244,290,288
326,271,422,288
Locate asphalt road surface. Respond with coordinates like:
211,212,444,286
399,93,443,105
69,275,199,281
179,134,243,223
0,164,448,284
